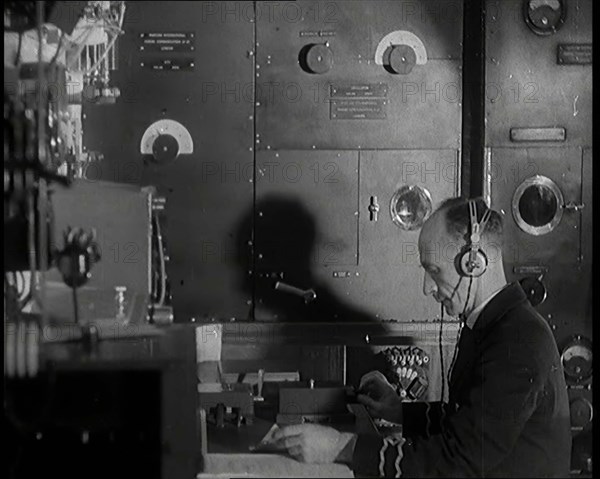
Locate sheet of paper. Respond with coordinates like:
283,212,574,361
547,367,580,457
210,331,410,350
249,423,285,453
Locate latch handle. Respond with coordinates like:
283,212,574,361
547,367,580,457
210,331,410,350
274,281,317,304
368,196,380,221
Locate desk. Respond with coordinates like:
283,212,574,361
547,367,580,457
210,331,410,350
198,408,359,478
198,453,353,478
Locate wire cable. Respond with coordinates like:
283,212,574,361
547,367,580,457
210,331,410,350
153,214,167,306
447,277,473,385
438,302,445,403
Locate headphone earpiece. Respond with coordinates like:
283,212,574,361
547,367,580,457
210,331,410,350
455,199,491,278
456,246,488,277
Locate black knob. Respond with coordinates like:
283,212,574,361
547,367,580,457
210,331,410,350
388,45,417,75
299,44,333,74
519,276,547,306
56,227,101,288
152,134,179,163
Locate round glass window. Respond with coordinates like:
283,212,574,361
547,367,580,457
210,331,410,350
390,185,432,230
512,175,564,235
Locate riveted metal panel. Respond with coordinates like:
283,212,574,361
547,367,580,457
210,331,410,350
255,150,359,266
489,146,590,373
537,147,592,346
486,2,593,460
352,149,459,321
581,149,592,272
252,150,361,321
489,147,582,265
82,2,255,321
255,0,463,150
485,0,592,147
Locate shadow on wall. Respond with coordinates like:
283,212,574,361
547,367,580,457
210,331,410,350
233,194,389,383
234,194,377,322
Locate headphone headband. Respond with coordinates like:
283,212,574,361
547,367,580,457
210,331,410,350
456,199,490,277
470,201,492,246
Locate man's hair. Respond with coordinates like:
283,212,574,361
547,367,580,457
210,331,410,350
437,197,504,246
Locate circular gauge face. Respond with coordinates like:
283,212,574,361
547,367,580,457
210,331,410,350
519,277,547,306
569,397,593,431
390,185,433,230
512,175,564,236
374,31,428,67
524,0,566,36
561,336,592,384
140,119,193,162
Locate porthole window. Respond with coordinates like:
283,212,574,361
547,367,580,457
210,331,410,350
512,175,564,235
523,0,566,36
390,185,432,230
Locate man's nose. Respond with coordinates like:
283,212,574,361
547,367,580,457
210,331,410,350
423,271,437,296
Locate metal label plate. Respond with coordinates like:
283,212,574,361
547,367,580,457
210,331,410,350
330,83,389,98
139,32,195,52
330,99,387,120
141,58,195,71
332,271,351,278
557,44,592,65
510,127,566,142
513,265,548,275
299,30,336,38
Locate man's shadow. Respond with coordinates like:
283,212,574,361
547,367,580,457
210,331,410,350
233,195,390,386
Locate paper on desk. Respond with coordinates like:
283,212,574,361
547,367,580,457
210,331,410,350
249,423,285,453
199,453,354,478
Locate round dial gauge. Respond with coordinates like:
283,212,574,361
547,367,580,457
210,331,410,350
569,397,593,432
375,30,428,66
561,336,592,384
140,119,193,163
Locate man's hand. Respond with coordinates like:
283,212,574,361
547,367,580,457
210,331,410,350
271,423,355,464
357,370,403,423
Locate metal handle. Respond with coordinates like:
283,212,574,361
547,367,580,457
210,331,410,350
274,281,317,304
369,196,380,222
563,201,585,212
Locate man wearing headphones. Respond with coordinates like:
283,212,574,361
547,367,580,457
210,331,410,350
272,197,571,478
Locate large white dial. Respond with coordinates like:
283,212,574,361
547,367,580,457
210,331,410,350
140,119,193,162
375,31,428,66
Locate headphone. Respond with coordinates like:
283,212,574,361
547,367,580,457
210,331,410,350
455,199,492,278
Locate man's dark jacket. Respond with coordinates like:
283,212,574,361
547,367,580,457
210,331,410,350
352,282,571,477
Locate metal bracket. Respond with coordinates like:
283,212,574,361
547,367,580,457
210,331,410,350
563,201,585,212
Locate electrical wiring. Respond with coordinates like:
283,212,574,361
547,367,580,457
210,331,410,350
82,29,120,77
153,214,167,307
